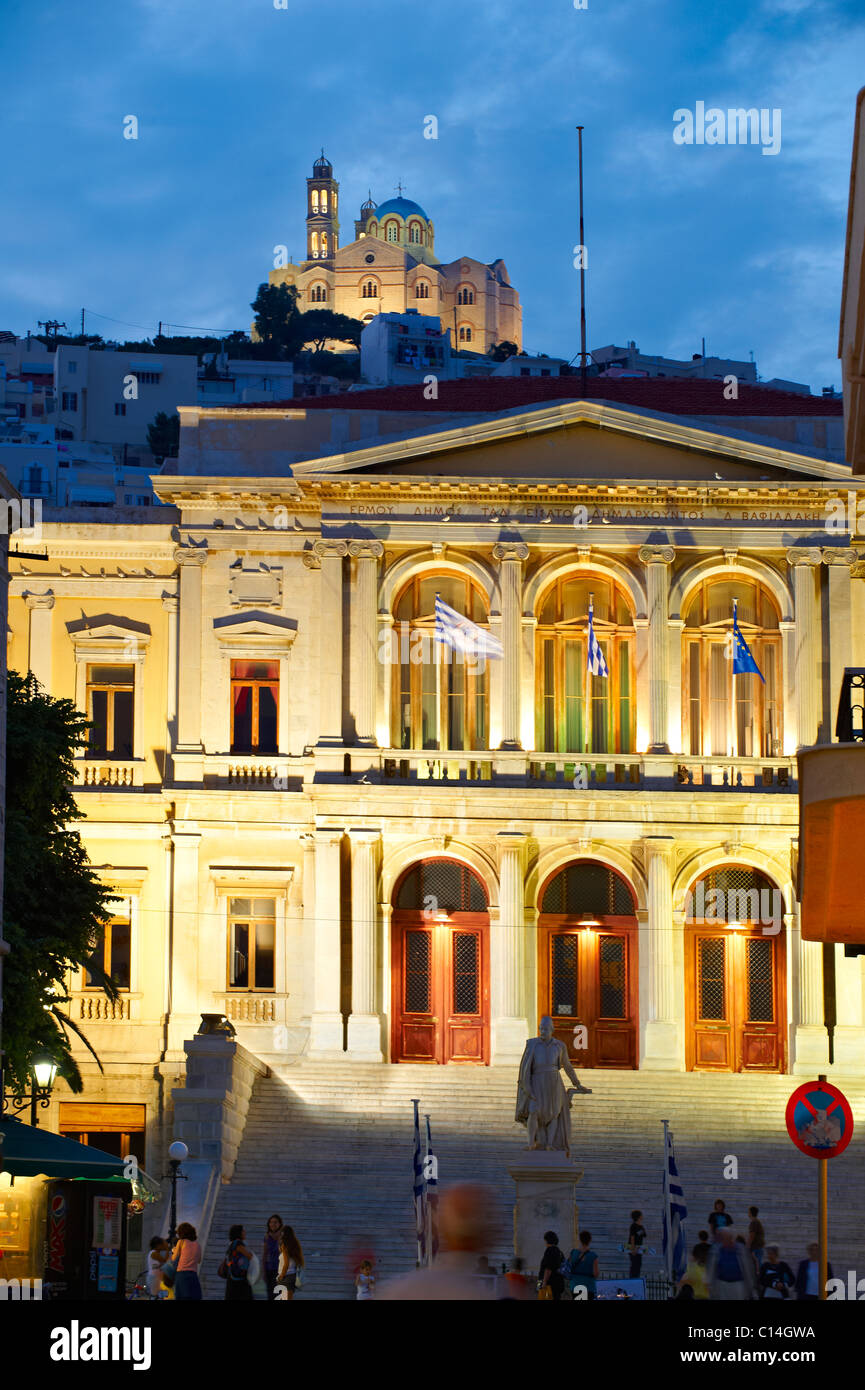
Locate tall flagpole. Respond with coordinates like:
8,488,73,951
435,591,442,762
577,125,587,395
662,1118,673,1286
584,593,593,756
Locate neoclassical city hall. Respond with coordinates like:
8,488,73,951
9,394,865,1165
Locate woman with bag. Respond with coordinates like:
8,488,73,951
567,1231,599,1301
221,1224,255,1301
537,1231,565,1300
171,1222,203,1301
276,1225,304,1300
262,1214,283,1301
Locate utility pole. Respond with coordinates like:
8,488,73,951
577,126,588,396
37,319,67,345
80,308,85,339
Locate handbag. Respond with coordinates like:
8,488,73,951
537,1285,553,1300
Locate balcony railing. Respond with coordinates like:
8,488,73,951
375,749,796,790
74,993,131,1021
73,759,144,788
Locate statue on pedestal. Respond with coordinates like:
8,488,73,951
515,1016,591,1157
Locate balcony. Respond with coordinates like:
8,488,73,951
73,993,133,1021
73,758,145,789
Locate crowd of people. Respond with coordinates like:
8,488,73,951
144,1215,308,1301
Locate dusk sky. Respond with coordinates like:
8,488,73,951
2,0,863,390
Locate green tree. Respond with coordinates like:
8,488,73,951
488,340,519,362
297,309,363,357
251,282,302,360
147,410,180,464
2,672,119,1094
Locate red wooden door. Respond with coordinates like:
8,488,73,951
538,921,637,1068
392,914,489,1064
687,930,784,1072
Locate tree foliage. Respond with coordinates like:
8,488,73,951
488,340,519,362
251,283,363,361
2,672,119,1094
147,410,180,463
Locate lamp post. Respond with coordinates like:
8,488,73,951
0,1052,58,1126
166,1140,189,1247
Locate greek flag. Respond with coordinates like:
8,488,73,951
732,599,764,683
412,1099,426,1266
434,594,503,659
662,1123,688,1285
587,599,609,678
425,1114,439,1262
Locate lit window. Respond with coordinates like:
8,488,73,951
321,232,328,256
536,575,635,754
228,897,276,991
231,659,278,754
311,190,319,211
457,287,475,305
415,282,429,299
362,280,378,298
321,190,328,213
85,913,131,990
393,573,489,752
459,326,472,342
409,222,422,244
87,664,134,758
310,231,319,256
386,221,399,242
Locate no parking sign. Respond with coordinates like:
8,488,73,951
786,1079,853,1160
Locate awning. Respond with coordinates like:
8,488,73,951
1,1115,127,1180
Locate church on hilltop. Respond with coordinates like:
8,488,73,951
267,152,522,354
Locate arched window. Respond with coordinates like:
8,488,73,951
320,231,328,256
386,221,399,243
333,190,337,211
309,283,327,303
457,286,475,305
361,280,378,298
682,577,781,757
415,281,429,299
536,573,635,754
311,190,319,212
392,572,490,751
310,231,319,257
361,313,375,323
320,189,328,213
458,325,472,342
409,221,422,245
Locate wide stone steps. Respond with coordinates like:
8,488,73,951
203,1064,865,1300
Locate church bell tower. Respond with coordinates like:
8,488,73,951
306,151,339,266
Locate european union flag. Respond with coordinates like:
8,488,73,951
732,600,764,683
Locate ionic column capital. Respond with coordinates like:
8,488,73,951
23,590,54,610
785,547,823,568
822,547,859,568
313,538,349,559
493,542,529,563
173,544,208,567
347,826,382,846
643,834,675,861
161,593,179,613
638,545,675,566
348,540,384,561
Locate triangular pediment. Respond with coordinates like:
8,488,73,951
290,399,850,484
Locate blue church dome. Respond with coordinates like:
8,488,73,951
374,196,429,221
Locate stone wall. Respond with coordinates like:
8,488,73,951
172,1035,269,1180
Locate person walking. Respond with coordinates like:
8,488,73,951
355,1259,375,1300
538,1230,565,1300
795,1243,833,1301
747,1206,766,1271
223,1224,254,1301
567,1231,599,1301
707,1229,755,1300
172,1222,203,1301
262,1214,283,1301
277,1225,304,1300
708,1199,734,1241
627,1210,647,1279
758,1246,794,1300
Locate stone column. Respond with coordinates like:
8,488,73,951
786,548,822,749
779,620,798,754
641,836,682,1068
832,944,865,1073
347,828,383,1060
166,827,202,1056
492,830,529,1064
174,545,208,752
24,590,54,689
310,540,348,746
791,902,829,1072
822,549,857,744
308,828,344,1058
493,543,529,749
300,832,316,1030
638,546,675,753
162,593,179,743
349,541,384,745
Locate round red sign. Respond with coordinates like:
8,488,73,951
785,1080,854,1160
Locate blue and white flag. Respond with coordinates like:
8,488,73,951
412,1099,426,1266
425,1114,439,1263
587,599,609,678
662,1123,688,1285
732,599,764,683
434,594,503,659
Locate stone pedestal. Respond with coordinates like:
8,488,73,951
507,1151,583,1269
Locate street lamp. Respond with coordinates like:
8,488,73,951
0,1052,58,1126
166,1140,189,1247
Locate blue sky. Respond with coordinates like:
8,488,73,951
1,0,863,390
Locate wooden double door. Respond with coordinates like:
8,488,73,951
686,928,785,1071
538,920,637,1068
392,913,489,1064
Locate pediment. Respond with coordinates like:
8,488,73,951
291,400,850,485
66,614,151,659
213,610,298,656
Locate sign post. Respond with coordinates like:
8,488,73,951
785,1075,854,1301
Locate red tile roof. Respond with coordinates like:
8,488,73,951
232,376,843,417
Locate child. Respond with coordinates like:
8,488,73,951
355,1259,375,1300
627,1210,647,1279
147,1235,171,1300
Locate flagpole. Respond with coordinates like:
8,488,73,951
662,1118,673,1287
584,593,593,757
435,591,442,761
732,597,737,758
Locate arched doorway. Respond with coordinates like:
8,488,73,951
537,861,638,1067
391,859,490,1064
684,866,787,1071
